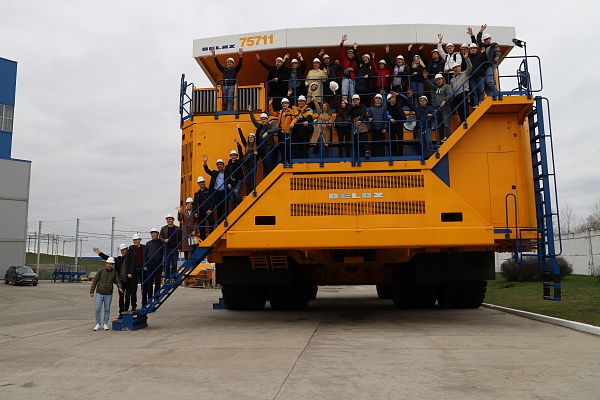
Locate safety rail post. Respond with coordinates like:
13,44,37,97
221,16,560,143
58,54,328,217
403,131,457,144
387,120,393,166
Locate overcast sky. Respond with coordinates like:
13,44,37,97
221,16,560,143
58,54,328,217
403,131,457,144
1,0,599,256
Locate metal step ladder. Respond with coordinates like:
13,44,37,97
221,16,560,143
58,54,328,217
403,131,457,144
518,96,562,300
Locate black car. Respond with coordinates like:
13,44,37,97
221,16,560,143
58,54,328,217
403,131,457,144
4,266,38,286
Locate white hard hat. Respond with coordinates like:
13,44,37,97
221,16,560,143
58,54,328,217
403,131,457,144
312,58,321,63
248,132,255,137
197,176,205,183
451,61,461,69
230,149,238,155
460,43,469,49
226,57,234,63
185,197,193,203
106,257,115,264
362,54,370,61
379,59,386,65
260,113,268,119
118,243,128,250
469,43,478,48
132,233,142,240
386,93,393,100
435,73,444,80
322,54,330,59
276,57,283,62
396,55,404,60
431,48,439,53
297,95,306,101
281,98,289,104
329,81,339,92
149,227,159,233
374,94,383,99
165,214,174,219
419,95,428,101
216,159,225,164
446,43,454,49
482,33,491,40
352,94,360,100
291,58,299,63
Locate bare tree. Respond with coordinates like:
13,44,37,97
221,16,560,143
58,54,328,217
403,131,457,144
559,204,578,234
584,199,600,231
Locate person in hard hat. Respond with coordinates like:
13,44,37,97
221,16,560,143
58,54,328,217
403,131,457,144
339,34,359,102
203,156,227,222
144,228,163,303
316,49,341,105
305,58,328,107
412,95,435,152
408,44,427,101
89,257,123,331
311,101,336,158
211,47,243,111
334,99,353,158
385,93,407,156
247,106,278,175
225,149,243,210
287,52,306,102
366,93,388,157
469,24,500,99
355,53,374,104
93,244,129,319
235,124,261,193
193,176,214,240
123,233,146,312
370,46,392,95
465,39,487,107
256,52,290,111
426,48,445,79
350,94,369,158
436,33,462,74
391,54,410,94
177,198,196,260
423,70,453,141
289,95,315,160
268,94,295,164
449,56,473,124
160,214,182,282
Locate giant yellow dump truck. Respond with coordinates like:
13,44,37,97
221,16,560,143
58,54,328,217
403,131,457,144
132,24,561,325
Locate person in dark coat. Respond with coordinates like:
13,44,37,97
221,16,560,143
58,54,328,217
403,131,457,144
159,215,182,282
93,244,129,318
211,47,243,111
124,233,146,312
350,94,369,158
334,99,353,158
193,176,214,240
411,96,435,155
355,54,374,104
467,42,488,107
287,53,307,101
386,93,407,156
469,25,501,99
225,148,243,210
203,156,227,221
366,94,388,157
426,49,445,79
144,228,163,304
257,53,290,111
177,198,196,259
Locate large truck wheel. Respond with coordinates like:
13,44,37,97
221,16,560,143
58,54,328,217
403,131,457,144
391,281,436,309
268,284,311,311
437,281,487,308
376,283,392,299
221,284,267,311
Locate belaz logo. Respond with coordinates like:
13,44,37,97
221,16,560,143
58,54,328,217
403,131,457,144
328,192,383,199
202,44,236,52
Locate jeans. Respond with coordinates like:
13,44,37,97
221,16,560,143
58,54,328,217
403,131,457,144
230,184,241,209
95,293,112,325
410,81,424,100
341,78,355,101
469,76,485,106
485,66,498,99
222,85,234,111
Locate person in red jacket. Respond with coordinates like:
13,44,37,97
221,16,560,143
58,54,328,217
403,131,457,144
339,34,359,102
371,45,392,95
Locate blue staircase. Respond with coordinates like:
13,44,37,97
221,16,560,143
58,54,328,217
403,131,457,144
517,96,561,300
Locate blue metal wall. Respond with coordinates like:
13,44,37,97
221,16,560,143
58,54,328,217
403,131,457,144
0,57,17,159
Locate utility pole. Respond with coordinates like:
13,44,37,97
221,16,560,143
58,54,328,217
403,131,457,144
62,239,66,257
36,221,42,277
110,217,115,257
74,218,80,273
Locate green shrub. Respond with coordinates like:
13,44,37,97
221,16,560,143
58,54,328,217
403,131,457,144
500,256,573,282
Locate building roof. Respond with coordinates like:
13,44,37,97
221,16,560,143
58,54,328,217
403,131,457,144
192,23,516,85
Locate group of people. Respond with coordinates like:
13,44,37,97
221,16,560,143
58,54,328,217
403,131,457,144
90,214,187,331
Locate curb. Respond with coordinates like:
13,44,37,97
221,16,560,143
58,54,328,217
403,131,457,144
482,303,600,336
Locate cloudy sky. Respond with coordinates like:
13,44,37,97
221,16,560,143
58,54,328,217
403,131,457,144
1,0,599,255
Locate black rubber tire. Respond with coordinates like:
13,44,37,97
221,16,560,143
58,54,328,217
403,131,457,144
33,283,38,287
391,281,437,309
437,281,487,309
268,284,311,311
376,283,393,299
4,279,8,284
221,284,267,311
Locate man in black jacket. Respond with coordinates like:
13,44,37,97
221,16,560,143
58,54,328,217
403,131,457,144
193,176,214,240
469,25,501,99
124,233,146,312
93,244,129,318
203,156,227,223
257,53,290,111
211,48,243,111
226,149,243,210
386,93,407,156
467,43,487,107
143,228,163,303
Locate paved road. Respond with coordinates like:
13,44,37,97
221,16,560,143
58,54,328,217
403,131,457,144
0,283,599,400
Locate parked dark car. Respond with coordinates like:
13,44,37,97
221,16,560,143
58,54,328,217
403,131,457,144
4,266,38,286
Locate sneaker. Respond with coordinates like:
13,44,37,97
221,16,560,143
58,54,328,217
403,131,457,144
93,324,100,331
103,324,109,330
